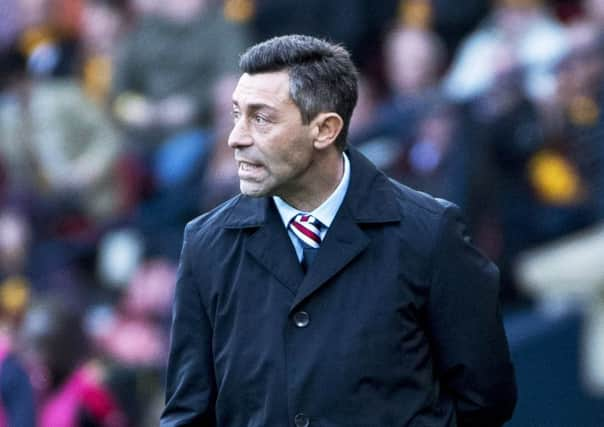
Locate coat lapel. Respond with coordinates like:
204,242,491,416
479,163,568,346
241,200,304,295
221,148,402,306
289,148,402,311
290,203,370,310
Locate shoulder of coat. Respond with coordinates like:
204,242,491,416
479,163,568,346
184,193,245,239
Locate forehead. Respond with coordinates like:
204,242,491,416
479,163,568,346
232,71,293,108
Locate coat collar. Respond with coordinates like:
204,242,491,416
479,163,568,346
220,147,403,309
221,147,402,229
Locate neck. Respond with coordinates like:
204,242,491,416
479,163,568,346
279,150,344,212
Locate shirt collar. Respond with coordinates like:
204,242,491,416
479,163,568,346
273,152,350,229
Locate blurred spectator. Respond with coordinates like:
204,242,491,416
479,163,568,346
384,26,445,97
111,0,250,146
109,0,250,253
552,21,604,218
353,23,468,206
465,29,604,300
444,0,568,104
87,256,176,425
97,258,174,365
0,210,36,426
351,25,447,146
0,44,124,228
0,284,35,427
468,43,548,260
22,300,127,427
509,2,604,402
80,0,129,105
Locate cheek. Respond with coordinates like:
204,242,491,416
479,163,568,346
271,141,313,178
259,131,308,168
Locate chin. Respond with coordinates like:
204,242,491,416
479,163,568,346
239,181,271,198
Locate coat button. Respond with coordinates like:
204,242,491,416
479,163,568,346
293,311,310,328
294,413,310,427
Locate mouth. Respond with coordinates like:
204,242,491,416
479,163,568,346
237,160,265,179
238,160,262,170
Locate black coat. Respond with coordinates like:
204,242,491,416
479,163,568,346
161,148,517,427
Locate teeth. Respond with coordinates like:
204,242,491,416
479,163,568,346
240,162,259,171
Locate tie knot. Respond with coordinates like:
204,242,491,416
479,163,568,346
290,214,323,249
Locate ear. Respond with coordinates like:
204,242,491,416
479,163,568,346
311,113,344,150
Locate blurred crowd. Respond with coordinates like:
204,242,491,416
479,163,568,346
1,0,604,425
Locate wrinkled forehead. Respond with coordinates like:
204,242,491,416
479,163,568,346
232,71,294,108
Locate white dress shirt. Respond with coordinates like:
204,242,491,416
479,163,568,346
273,153,351,262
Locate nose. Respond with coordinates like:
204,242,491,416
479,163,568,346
228,118,253,149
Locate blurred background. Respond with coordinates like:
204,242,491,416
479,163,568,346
1,0,604,425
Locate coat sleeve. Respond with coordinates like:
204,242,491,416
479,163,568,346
161,224,217,427
427,204,517,427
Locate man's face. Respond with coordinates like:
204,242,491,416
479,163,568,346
228,71,316,199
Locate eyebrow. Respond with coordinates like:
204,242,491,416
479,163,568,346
232,101,278,114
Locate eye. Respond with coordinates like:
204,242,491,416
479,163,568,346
231,109,241,122
254,114,269,125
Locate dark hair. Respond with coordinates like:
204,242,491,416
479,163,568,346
239,34,358,150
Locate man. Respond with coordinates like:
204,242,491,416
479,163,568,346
161,35,517,427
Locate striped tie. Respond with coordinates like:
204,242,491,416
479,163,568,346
289,214,323,272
